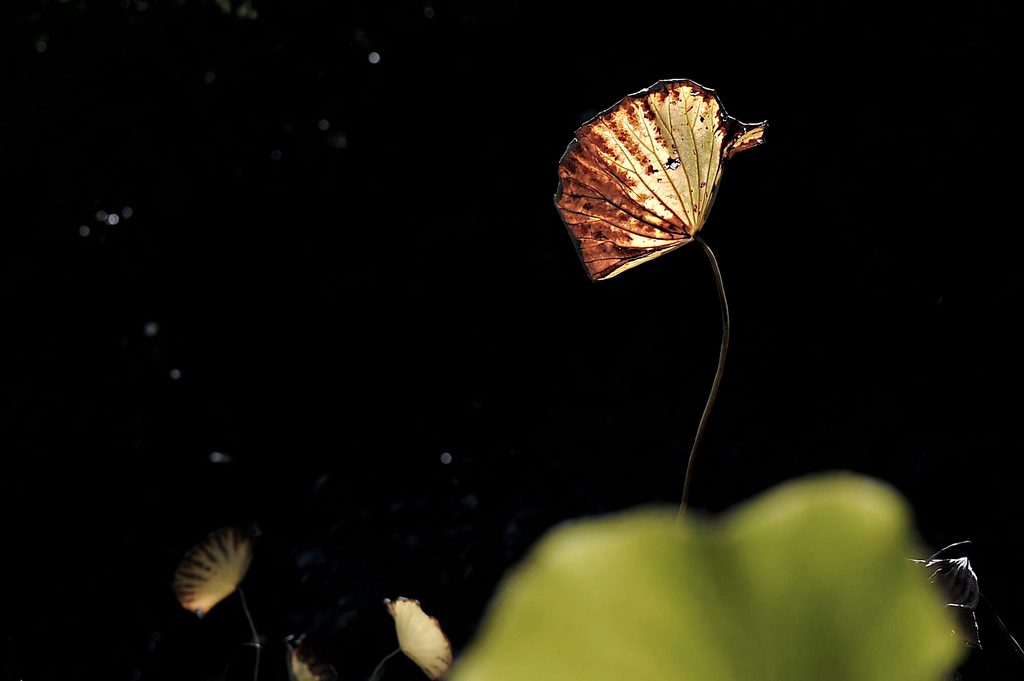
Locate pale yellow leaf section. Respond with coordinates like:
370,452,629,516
288,652,318,681
171,527,252,618
386,597,453,679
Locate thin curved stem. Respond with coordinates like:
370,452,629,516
677,234,729,524
369,647,402,681
981,591,1024,664
237,587,261,681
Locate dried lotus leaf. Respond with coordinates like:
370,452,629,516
385,597,453,679
172,527,253,618
286,634,338,681
555,79,766,281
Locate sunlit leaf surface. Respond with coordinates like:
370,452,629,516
554,79,766,280
452,474,963,681
386,597,453,679
171,527,253,618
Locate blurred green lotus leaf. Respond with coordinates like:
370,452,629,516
452,474,963,681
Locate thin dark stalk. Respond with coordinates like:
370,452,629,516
237,586,261,681
220,645,243,681
369,647,402,681
980,591,1024,664
677,235,729,524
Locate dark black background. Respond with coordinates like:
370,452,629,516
3,1,1021,680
